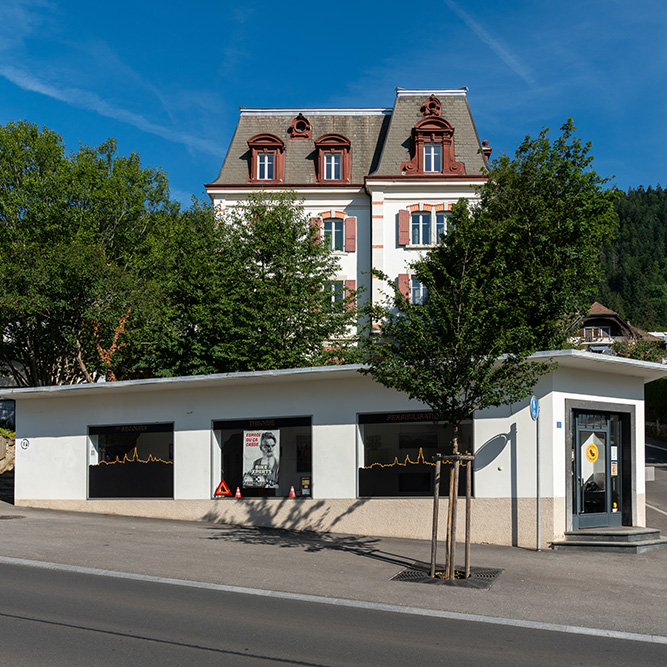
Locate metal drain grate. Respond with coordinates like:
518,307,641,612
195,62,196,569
0,515,25,520
391,561,502,589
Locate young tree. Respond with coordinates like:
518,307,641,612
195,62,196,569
362,120,617,576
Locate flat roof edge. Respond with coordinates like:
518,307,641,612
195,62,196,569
0,364,368,397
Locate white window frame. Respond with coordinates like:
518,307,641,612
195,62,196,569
409,211,449,246
324,153,342,180
257,152,275,180
324,219,344,252
423,144,442,173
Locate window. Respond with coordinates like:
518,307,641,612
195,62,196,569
402,209,450,246
327,281,344,303
213,417,312,498
435,213,447,240
314,134,351,183
89,423,174,499
324,153,342,180
423,144,442,172
400,95,466,176
247,133,285,183
257,153,274,180
411,213,431,245
411,277,427,305
324,219,344,251
584,326,612,342
358,413,472,497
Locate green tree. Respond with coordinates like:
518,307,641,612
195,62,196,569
202,191,357,372
0,120,175,385
599,185,667,329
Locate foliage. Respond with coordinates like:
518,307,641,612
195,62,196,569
361,246,553,449
201,191,357,372
612,339,667,363
599,185,667,329
0,428,14,440
466,119,618,351
0,120,175,385
362,120,616,446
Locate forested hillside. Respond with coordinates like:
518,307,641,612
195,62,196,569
599,186,667,330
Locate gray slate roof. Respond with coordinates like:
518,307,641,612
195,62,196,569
207,89,486,187
373,90,487,177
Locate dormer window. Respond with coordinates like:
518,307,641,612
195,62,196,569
247,133,285,183
314,134,351,183
400,95,465,176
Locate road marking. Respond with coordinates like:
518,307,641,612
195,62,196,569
647,503,667,516
1,555,666,645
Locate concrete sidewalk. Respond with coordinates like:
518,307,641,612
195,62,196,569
1,499,666,639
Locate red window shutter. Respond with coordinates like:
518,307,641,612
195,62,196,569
310,217,322,242
398,210,410,246
397,273,409,299
344,279,356,311
344,217,357,252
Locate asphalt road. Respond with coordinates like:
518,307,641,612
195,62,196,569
2,562,666,667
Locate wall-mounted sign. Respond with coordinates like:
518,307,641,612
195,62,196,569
242,430,280,489
20,439,29,450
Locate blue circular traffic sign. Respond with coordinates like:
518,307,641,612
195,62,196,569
530,396,539,421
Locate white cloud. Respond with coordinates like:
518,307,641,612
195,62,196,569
0,65,224,155
443,0,536,87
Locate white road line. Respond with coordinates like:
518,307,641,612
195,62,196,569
647,503,667,516
1,555,666,645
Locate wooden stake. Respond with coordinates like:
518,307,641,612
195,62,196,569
430,458,441,578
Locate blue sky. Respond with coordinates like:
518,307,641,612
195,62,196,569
1,0,665,205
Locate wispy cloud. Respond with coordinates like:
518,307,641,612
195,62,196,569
443,0,536,87
0,65,224,155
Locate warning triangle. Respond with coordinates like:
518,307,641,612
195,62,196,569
214,478,232,497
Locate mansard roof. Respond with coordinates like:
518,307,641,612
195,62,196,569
206,88,488,188
371,88,487,178
207,109,390,187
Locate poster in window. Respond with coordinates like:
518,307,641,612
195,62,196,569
243,430,280,488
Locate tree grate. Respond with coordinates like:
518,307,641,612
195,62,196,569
391,561,502,589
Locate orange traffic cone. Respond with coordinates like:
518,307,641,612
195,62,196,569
235,486,242,498
289,486,296,498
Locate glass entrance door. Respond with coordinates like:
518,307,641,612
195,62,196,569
573,412,622,529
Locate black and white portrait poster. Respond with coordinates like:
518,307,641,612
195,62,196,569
242,430,280,489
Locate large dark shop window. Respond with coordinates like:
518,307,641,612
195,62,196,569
214,417,312,498
358,413,472,497
88,423,173,498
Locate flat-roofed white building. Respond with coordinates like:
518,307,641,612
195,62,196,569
4,351,665,547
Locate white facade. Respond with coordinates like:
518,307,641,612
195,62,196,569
5,352,664,547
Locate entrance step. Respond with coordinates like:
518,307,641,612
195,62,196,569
552,527,667,553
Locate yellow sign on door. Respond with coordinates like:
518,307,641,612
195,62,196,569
586,443,599,463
